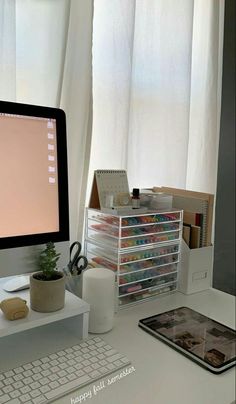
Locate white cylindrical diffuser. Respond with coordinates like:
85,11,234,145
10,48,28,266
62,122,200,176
82,268,115,333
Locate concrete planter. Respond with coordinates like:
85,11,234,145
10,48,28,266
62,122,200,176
30,272,65,313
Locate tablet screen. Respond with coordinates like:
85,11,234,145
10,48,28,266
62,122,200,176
139,307,236,373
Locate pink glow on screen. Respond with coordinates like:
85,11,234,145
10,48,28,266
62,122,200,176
0,114,59,237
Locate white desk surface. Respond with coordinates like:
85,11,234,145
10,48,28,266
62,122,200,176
0,288,235,404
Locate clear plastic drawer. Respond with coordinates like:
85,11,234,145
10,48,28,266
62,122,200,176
86,241,180,267
87,226,181,249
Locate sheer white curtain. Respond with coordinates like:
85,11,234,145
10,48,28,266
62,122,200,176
90,0,224,195
0,0,93,242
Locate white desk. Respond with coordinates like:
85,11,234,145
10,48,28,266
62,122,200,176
0,288,235,404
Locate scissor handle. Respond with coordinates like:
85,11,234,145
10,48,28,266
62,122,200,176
76,255,88,271
70,241,81,256
70,242,81,261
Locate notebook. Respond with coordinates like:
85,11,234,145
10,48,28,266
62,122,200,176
152,187,214,247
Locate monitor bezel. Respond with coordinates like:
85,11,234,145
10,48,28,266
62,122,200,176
0,100,69,249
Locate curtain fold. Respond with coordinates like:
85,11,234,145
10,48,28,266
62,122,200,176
90,0,225,196
0,1,16,100
186,0,224,193
60,0,93,242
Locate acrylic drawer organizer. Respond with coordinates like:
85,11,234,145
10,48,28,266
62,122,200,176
85,208,183,308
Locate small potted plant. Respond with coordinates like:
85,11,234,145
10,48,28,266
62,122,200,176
30,242,65,312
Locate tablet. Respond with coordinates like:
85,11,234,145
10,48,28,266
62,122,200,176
138,307,236,374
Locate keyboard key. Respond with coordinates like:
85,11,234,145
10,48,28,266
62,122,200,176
0,394,10,404
48,374,58,382
99,366,109,374
40,370,50,377
31,360,41,367
4,371,14,378
39,385,50,394
19,394,31,402
91,363,100,370
96,341,105,347
13,374,24,381
41,357,50,364
30,389,41,398
29,390,41,398
58,370,67,378
107,353,123,362
32,366,42,374
82,360,90,367
23,370,33,377
41,363,50,370
23,377,34,385
69,373,77,381
75,370,85,378
104,345,112,350
3,385,13,394
49,381,60,389
48,354,57,360
32,395,47,404
10,389,21,398
14,366,24,374
20,386,31,394
84,365,93,373
23,364,33,371
105,349,117,357
90,370,101,378
3,377,14,386
59,363,67,370
66,366,76,374
39,377,49,386
58,377,68,385
90,356,99,363
107,363,116,370
50,359,59,366
65,347,73,353
14,381,24,389
30,382,41,390
45,375,91,400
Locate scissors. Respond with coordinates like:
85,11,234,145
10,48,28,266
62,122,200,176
68,241,88,275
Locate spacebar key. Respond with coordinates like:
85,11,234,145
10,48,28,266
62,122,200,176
45,375,91,400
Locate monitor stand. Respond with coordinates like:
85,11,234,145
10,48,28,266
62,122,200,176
0,276,90,340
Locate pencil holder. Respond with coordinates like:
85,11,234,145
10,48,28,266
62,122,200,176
65,272,83,298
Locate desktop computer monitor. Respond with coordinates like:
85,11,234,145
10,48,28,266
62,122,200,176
0,100,70,277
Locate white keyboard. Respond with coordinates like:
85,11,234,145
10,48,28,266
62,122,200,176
0,336,131,403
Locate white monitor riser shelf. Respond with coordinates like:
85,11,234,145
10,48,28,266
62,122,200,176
0,276,90,340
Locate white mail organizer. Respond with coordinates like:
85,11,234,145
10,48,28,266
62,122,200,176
178,239,213,294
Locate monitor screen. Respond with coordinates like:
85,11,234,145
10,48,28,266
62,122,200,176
0,101,69,251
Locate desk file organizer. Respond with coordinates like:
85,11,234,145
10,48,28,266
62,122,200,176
85,208,183,308
178,239,213,294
